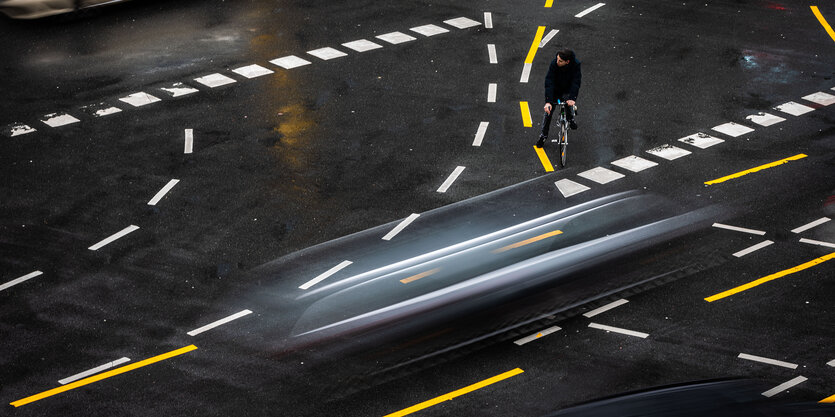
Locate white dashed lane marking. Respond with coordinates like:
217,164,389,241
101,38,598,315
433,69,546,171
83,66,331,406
300,261,353,290
575,3,606,18
342,39,383,52
775,101,815,116
799,238,835,249
187,309,253,336
746,112,785,127
678,132,724,149
487,83,497,102
588,323,649,338
483,12,493,29
0,271,43,292
270,55,312,69
762,376,807,397
437,166,466,193
738,353,799,369
791,217,831,234
578,167,624,184
184,128,194,154
733,240,774,258
712,122,754,137
555,179,590,198
582,299,629,318
59,357,131,385
473,122,489,146
487,44,497,64
539,29,559,48
382,213,420,241
514,326,561,346
610,155,657,172
88,225,140,251
712,222,766,235
147,179,180,206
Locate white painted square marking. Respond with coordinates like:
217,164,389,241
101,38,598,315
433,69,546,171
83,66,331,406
41,113,80,127
473,121,489,146
802,91,835,106
484,12,493,29
745,112,785,127
342,39,383,52
678,132,724,149
578,167,625,184
94,107,122,117
487,83,497,102
555,179,590,197
733,240,774,257
762,376,807,397
646,144,691,160
8,124,36,137
195,73,237,88
443,17,482,29
588,323,648,338
583,299,629,318
119,92,162,107
487,44,498,64
232,64,274,78
791,217,831,234
307,47,348,60
270,55,312,69
514,326,561,346
382,213,420,241
410,24,449,37
437,166,465,193
159,82,199,98
376,32,416,44
611,155,658,172
712,122,754,137
774,101,814,116
300,261,353,290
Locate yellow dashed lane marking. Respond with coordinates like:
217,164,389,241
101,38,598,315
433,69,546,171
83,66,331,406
400,268,440,284
383,368,524,417
821,393,835,403
812,6,835,42
534,146,555,172
545,0,554,7
520,101,533,127
11,345,198,407
525,26,547,64
704,154,807,185
705,252,835,302
493,230,563,253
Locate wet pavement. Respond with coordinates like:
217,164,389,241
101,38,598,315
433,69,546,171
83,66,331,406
1,0,834,416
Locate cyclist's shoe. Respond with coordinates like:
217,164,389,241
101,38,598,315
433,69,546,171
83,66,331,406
569,119,578,130
536,135,546,148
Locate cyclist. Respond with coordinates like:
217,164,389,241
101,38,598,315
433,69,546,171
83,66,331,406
537,49,581,148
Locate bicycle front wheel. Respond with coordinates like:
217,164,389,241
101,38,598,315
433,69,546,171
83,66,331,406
558,123,568,168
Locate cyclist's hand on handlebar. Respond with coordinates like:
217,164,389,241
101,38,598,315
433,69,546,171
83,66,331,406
544,103,552,115
566,100,575,107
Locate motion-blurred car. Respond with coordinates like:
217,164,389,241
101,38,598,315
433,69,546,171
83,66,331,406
0,0,129,19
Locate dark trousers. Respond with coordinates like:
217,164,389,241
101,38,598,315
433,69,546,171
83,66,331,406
540,102,575,138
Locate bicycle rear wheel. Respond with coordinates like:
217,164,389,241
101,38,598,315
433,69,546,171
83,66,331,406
557,122,568,168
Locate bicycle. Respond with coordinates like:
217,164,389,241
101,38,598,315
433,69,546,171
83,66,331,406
541,100,572,168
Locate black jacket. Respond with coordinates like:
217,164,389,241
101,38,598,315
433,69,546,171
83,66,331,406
544,56,582,103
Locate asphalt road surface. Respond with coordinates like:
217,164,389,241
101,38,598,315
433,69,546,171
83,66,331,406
1,0,834,416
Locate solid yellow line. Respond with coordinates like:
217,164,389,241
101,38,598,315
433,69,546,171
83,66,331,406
383,368,524,417
400,268,440,284
520,102,533,127
493,230,563,253
705,252,835,302
704,154,807,185
534,146,554,172
545,0,554,7
821,393,835,403
812,6,835,42
10,345,198,407
525,26,547,64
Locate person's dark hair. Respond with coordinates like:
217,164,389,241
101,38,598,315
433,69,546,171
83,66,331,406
557,49,575,63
